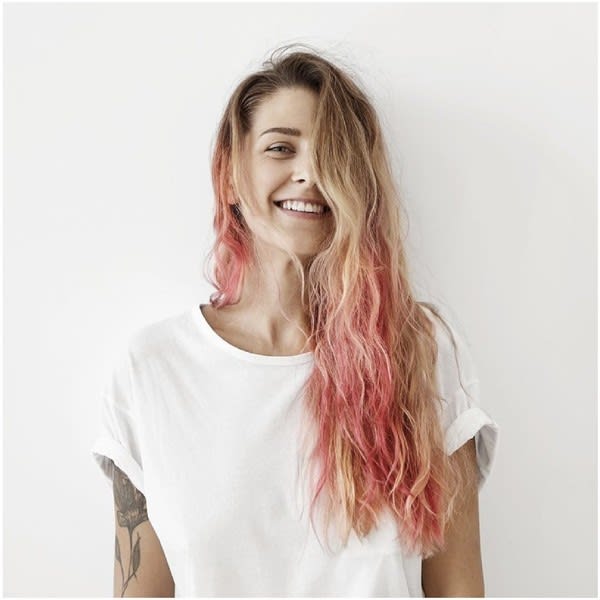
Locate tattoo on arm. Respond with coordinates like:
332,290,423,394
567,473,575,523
111,462,148,597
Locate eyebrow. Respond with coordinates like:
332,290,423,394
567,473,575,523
259,127,301,137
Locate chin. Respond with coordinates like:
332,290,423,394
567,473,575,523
294,247,322,260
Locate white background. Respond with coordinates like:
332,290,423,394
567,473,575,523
4,1,596,597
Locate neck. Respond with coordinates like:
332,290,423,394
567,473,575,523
220,248,312,354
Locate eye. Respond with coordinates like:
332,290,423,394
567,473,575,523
267,145,293,154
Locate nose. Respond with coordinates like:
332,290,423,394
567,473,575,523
292,151,316,186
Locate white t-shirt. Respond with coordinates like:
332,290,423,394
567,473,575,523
91,302,499,597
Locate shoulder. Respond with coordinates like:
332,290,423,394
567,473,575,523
103,308,192,390
416,302,479,396
126,308,192,361
418,302,465,353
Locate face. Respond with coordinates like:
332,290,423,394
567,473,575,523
231,86,334,260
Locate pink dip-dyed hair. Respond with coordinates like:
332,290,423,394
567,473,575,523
203,43,478,558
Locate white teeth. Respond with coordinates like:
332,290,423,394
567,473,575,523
280,200,324,214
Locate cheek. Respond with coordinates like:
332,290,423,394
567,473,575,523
257,160,288,183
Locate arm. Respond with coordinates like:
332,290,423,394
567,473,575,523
111,462,175,597
421,437,485,597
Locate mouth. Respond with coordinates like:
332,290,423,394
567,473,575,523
273,200,331,216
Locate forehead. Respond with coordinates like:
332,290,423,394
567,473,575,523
251,87,318,136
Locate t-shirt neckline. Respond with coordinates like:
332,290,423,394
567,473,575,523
191,303,314,366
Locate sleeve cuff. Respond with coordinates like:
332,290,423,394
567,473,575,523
444,406,499,492
91,435,145,496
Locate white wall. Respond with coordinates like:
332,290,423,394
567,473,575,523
4,2,596,596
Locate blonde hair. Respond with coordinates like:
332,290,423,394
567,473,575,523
204,42,478,557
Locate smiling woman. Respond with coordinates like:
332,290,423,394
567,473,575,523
92,42,499,598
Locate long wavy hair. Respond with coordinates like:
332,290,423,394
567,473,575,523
204,43,478,558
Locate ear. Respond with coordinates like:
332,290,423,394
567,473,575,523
227,172,242,206
225,172,233,205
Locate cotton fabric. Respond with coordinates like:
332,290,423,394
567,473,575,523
91,302,499,597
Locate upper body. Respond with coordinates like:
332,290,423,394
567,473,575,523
91,302,499,597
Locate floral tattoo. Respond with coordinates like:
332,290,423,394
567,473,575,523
111,462,148,596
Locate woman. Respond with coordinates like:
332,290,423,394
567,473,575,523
92,43,499,597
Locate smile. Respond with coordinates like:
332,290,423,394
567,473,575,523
273,200,331,218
